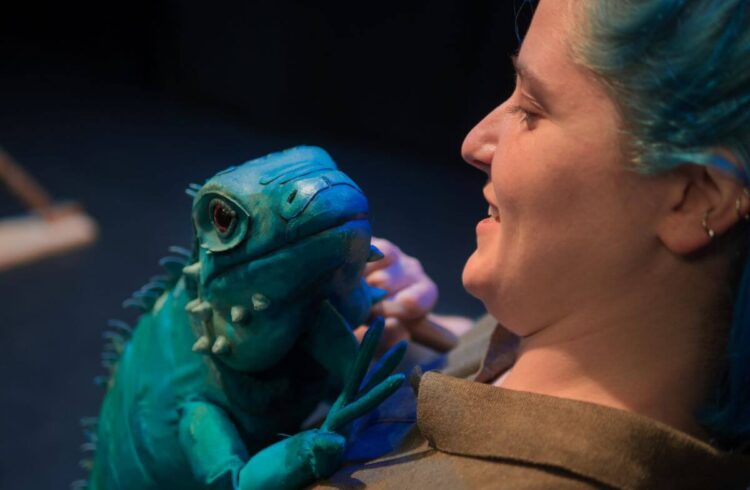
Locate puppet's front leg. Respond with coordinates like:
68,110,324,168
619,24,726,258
179,319,405,489
179,401,346,490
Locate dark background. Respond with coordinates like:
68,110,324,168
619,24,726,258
0,1,530,487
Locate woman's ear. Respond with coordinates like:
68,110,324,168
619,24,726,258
657,155,750,255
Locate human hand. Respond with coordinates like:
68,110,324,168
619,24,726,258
356,237,469,352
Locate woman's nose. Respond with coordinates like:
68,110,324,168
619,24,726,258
461,107,500,174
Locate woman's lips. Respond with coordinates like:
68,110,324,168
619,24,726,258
476,205,500,232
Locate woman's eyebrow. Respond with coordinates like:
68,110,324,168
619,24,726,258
510,54,553,109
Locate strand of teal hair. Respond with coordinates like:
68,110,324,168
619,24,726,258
575,0,750,448
579,0,750,179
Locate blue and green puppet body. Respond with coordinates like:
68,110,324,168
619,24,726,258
82,146,403,489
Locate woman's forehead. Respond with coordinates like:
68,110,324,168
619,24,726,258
519,0,613,113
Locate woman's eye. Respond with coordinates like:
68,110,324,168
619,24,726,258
210,199,236,235
505,104,538,129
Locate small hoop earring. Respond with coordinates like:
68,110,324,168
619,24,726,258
702,210,716,239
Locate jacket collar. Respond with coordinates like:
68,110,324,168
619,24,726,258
416,371,750,489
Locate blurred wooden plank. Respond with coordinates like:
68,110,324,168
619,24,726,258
0,206,97,272
0,147,54,213
0,148,99,271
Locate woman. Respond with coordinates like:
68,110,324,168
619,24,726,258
316,0,750,488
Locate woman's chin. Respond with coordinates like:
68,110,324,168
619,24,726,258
462,252,491,300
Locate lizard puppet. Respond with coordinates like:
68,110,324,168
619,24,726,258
81,146,405,489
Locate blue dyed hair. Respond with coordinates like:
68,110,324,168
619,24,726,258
567,1,750,450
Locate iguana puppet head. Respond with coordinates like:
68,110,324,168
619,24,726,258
183,146,378,373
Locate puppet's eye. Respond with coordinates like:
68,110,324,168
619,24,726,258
193,193,249,253
210,199,237,236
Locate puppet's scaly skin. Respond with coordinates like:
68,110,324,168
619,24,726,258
84,147,398,490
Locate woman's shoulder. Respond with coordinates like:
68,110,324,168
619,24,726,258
316,370,750,489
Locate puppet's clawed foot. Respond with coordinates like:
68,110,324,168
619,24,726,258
302,429,347,480
238,428,345,490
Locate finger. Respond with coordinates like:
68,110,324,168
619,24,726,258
363,238,400,274
367,257,435,299
353,325,368,343
353,319,407,353
378,280,438,320
327,374,405,432
370,237,401,257
342,317,384,403
360,340,407,394
366,265,412,294
363,254,394,275
370,302,385,317
378,318,409,356
367,286,389,305
404,316,458,353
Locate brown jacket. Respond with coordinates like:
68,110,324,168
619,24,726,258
313,317,750,489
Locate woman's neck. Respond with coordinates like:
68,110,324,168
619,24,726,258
495,261,728,441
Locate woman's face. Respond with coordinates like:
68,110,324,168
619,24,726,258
461,0,668,335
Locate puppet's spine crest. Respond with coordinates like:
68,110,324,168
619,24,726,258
75,244,196,487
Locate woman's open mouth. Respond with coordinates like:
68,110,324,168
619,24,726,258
476,204,500,233
488,204,500,222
